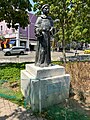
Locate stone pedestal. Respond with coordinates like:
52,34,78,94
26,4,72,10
21,64,70,111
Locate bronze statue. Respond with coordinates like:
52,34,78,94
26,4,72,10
35,4,54,67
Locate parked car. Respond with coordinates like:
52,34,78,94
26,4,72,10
84,48,90,54
3,46,26,56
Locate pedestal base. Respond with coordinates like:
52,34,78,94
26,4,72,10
21,64,70,111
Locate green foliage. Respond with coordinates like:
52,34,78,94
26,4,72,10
0,0,32,28
33,0,90,43
52,61,63,65
0,63,25,82
33,0,90,62
44,105,90,120
0,63,30,105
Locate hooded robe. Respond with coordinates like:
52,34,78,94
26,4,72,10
35,14,53,67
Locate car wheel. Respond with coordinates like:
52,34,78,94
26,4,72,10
20,51,24,55
6,52,11,56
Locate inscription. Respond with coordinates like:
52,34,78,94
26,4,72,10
47,82,61,94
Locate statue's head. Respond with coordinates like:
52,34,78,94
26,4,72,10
42,4,49,15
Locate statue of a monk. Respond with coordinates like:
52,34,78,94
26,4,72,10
35,4,54,67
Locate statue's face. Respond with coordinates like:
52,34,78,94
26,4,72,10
42,6,49,15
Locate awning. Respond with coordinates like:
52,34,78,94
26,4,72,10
9,40,16,44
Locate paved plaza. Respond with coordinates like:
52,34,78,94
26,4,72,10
0,50,84,63
0,98,46,120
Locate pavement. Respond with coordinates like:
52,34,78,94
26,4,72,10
0,98,46,120
0,50,85,63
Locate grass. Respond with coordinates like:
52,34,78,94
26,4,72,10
0,62,30,105
0,63,25,82
42,105,90,120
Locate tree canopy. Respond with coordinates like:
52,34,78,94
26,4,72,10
33,0,90,62
0,0,32,29
33,0,90,43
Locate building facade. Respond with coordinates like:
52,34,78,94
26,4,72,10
0,13,37,50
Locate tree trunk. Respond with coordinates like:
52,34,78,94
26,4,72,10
61,23,66,64
61,1,67,64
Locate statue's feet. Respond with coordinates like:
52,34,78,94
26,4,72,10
39,63,48,67
35,63,54,67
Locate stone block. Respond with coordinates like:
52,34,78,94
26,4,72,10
26,64,65,79
21,70,32,96
30,74,70,110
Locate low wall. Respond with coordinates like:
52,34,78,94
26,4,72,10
67,55,90,62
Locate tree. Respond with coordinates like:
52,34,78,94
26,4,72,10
33,0,90,62
72,0,90,43
33,0,75,63
0,0,32,29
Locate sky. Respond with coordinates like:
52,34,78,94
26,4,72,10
30,0,38,14
30,0,34,6
30,0,35,13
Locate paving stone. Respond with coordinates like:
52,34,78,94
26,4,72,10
0,98,47,120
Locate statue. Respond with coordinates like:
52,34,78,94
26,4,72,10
35,4,54,67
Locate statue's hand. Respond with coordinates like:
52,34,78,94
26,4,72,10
50,27,55,35
50,27,53,32
35,28,42,37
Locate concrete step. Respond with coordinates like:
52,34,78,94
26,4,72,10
26,64,65,79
